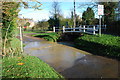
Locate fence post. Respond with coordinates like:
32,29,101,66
20,26,23,53
53,26,55,32
93,26,95,35
79,25,81,32
63,26,65,33
83,25,85,32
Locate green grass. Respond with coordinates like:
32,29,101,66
6,38,21,56
2,55,64,78
80,34,120,47
23,31,47,33
23,31,35,33
32,32,60,42
75,34,120,59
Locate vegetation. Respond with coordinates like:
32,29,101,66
2,55,64,78
2,2,20,56
34,20,49,31
1,1,64,79
23,30,48,33
97,2,120,35
82,7,95,25
60,13,81,28
48,1,61,28
1,1,120,79
98,2,118,24
7,38,21,56
1,1,42,56
33,32,61,42
106,20,120,35
60,18,73,28
24,22,30,27
75,34,120,59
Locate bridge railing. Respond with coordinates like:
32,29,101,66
53,27,63,32
53,25,106,35
63,25,98,35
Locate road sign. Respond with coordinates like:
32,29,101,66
98,5,104,36
98,5,104,15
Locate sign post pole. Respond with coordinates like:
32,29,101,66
98,5,104,36
99,15,101,36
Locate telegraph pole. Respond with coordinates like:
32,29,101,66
73,0,76,31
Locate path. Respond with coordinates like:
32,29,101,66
23,33,119,78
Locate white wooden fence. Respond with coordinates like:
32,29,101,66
53,25,106,35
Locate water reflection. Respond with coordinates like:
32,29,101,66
24,38,119,78
24,41,89,72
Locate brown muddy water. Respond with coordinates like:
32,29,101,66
23,35,119,78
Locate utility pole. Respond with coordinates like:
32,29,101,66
73,0,76,31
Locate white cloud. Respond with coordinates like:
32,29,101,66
19,9,50,21
19,9,84,21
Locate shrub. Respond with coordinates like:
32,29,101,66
75,34,120,59
32,32,61,42
3,38,21,57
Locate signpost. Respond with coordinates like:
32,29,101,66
98,5,104,36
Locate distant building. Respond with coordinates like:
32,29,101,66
18,18,35,28
24,18,35,28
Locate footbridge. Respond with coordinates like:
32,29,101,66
53,25,106,35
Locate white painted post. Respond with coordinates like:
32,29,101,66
63,26,65,33
93,26,95,35
83,25,85,32
20,26,23,53
79,25,81,31
53,27,55,32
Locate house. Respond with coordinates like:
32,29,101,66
18,18,35,28
23,18,35,28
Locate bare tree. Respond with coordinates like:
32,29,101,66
50,1,61,18
78,2,98,13
49,1,62,28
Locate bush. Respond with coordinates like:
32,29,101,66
32,32,61,42
3,38,21,56
2,55,64,78
75,34,120,59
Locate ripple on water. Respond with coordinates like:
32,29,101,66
23,39,119,78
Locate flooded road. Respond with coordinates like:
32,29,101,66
23,34,119,78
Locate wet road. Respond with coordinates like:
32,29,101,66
23,34,119,78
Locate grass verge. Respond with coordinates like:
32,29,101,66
2,55,64,78
23,31,47,34
32,32,60,42
74,34,120,59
